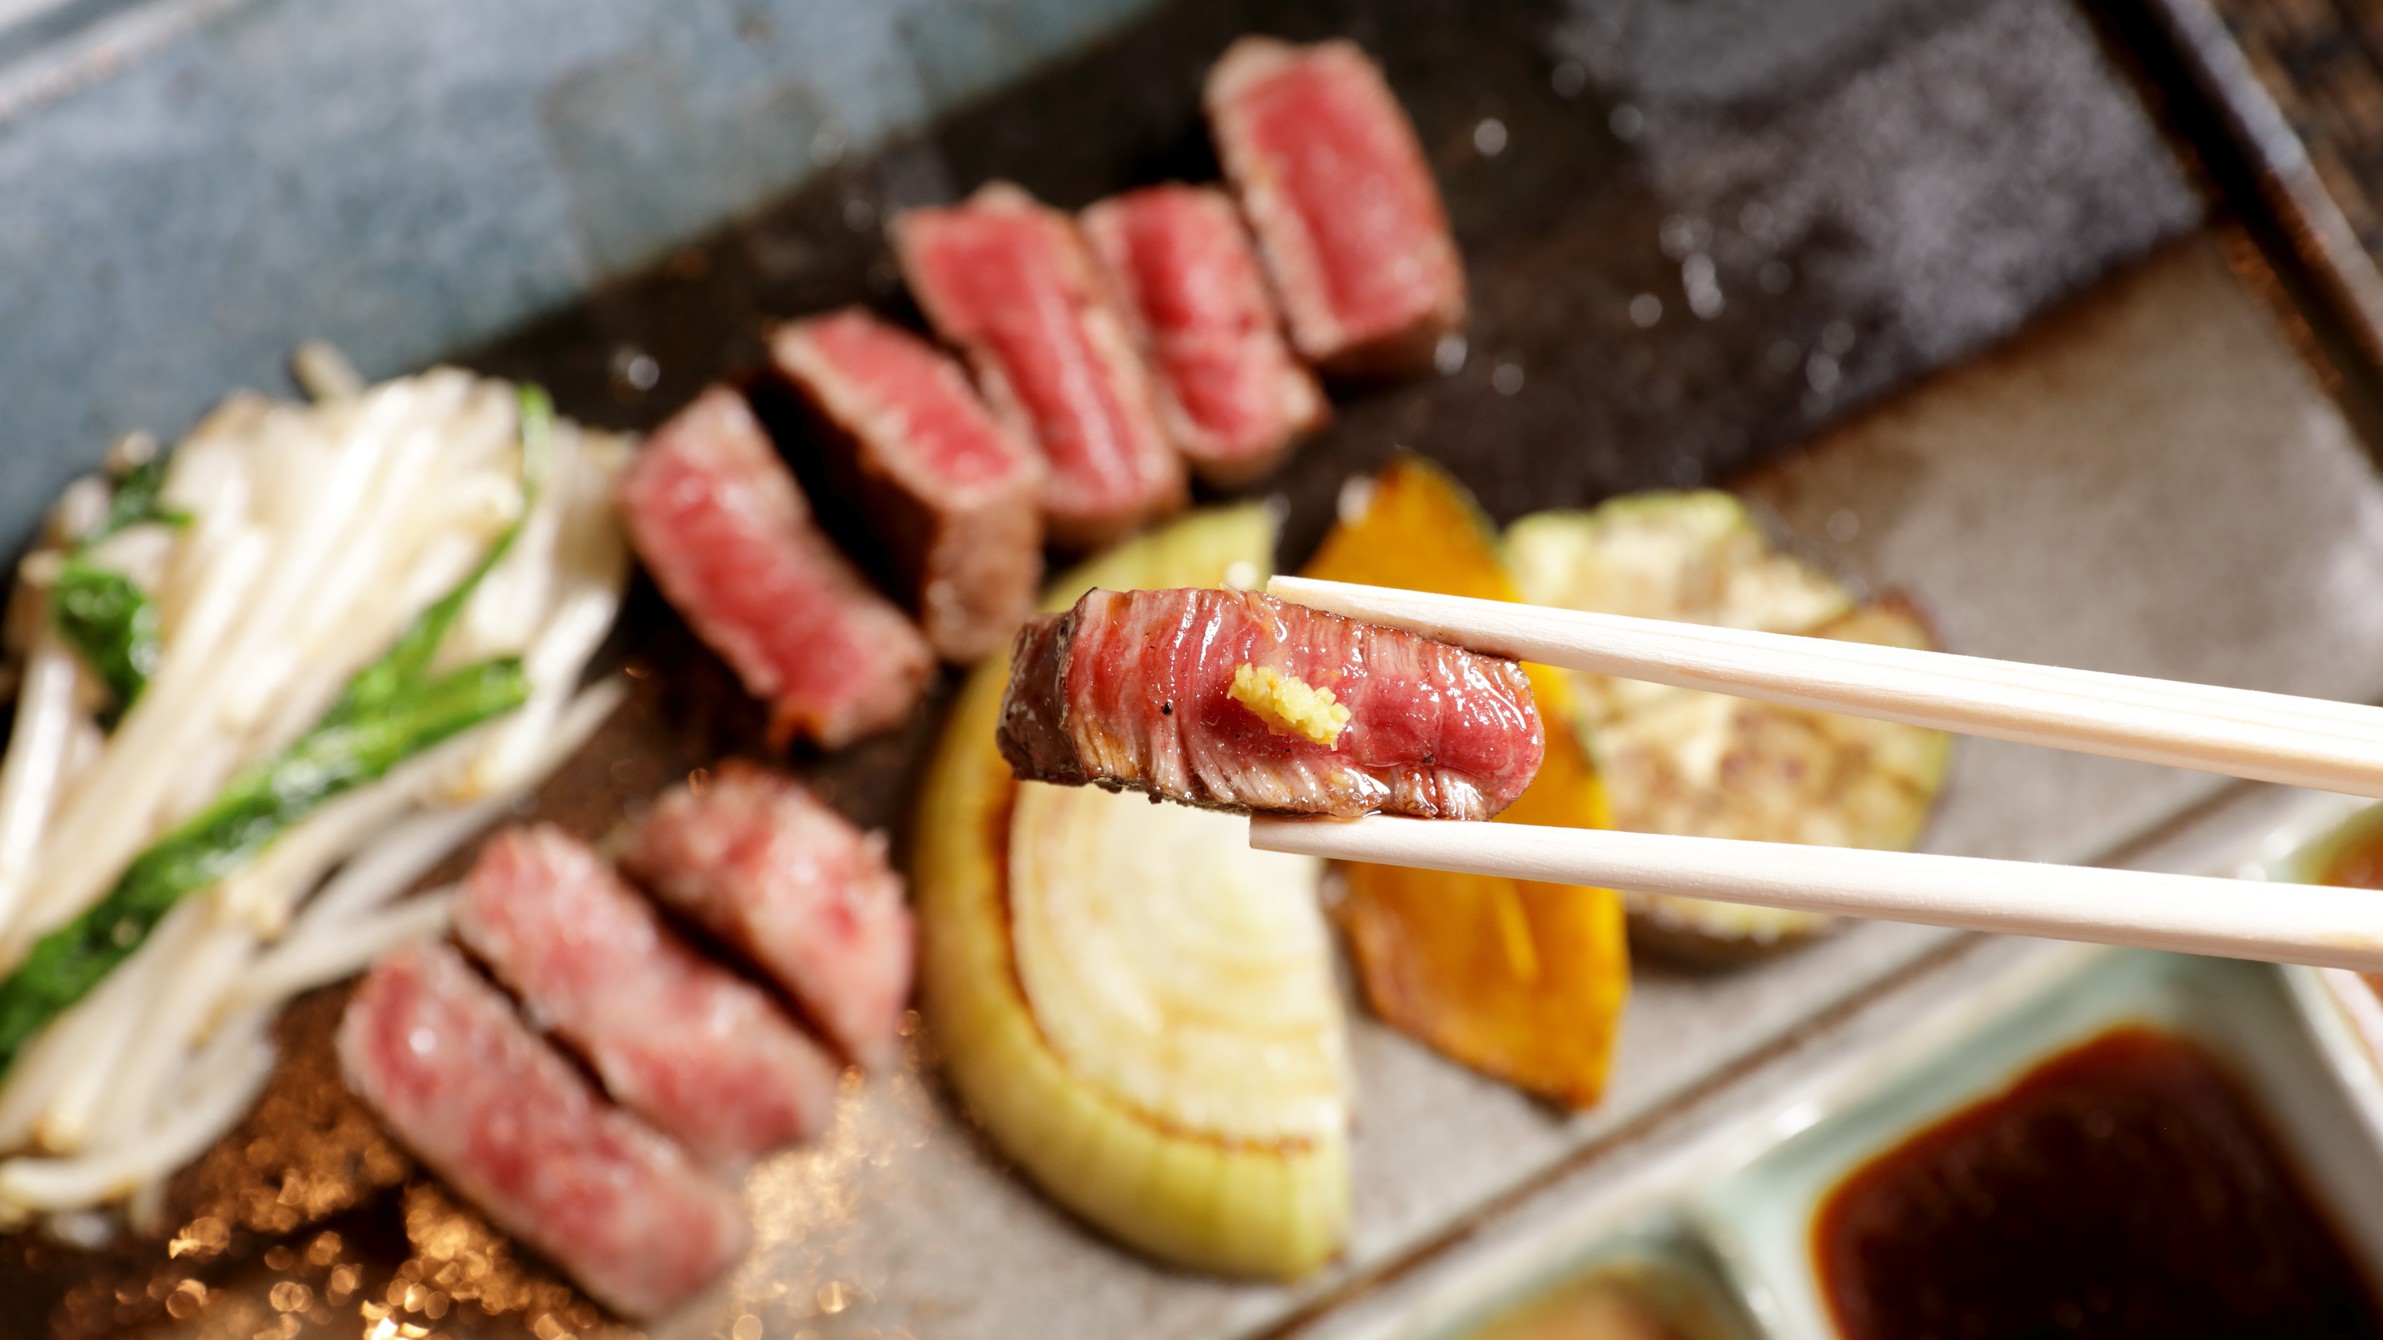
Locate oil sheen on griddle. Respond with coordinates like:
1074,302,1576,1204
1814,1027,2383,1340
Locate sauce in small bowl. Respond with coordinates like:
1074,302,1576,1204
1813,1024,2383,1339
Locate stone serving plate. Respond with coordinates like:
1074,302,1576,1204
13,0,2383,1336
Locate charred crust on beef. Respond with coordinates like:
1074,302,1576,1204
997,611,1088,786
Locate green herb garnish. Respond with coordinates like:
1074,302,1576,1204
48,451,191,717
50,562,160,717
88,453,189,543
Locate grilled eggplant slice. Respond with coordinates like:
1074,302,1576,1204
1508,492,1951,964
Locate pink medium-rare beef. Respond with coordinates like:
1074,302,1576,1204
768,310,1043,662
1081,185,1326,485
618,386,933,748
621,762,914,1068
452,826,842,1167
895,183,1187,548
999,588,1542,820
1207,38,1466,375
337,941,749,1321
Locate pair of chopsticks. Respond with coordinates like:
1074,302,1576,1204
1250,576,2383,975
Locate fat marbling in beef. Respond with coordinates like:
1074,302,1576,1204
895,183,1186,548
618,386,933,748
1207,38,1466,375
338,940,749,1321
999,587,1541,820
621,763,914,1069
453,825,842,1168
1080,184,1325,484
767,309,1043,662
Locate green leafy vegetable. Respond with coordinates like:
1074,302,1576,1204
48,450,191,716
329,385,549,725
0,660,526,1064
87,453,189,544
0,387,553,1073
50,561,160,716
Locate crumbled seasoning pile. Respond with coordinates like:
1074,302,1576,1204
1229,664,1350,747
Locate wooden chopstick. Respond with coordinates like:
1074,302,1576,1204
1266,575,2383,798
1247,816,2383,973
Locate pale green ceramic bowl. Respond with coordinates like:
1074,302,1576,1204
1417,1223,1756,1340
1416,939,2383,1340
1690,944,2383,1339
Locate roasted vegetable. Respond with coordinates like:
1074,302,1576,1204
1507,491,1951,963
915,504,1349,1278
1304,458,1629,1108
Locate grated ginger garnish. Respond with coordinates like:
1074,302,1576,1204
1229,664,1351,748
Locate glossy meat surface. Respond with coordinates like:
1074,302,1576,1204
896,183,1185,547
1081,185,1324,482
769,310,1043,662
453,826,842,1167
617,386,933,747
999,588,1541,819
622,763,915,1068
1207,38,1465,374
337,941,749,1321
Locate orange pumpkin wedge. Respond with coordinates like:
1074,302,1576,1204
1303,458,1630,1108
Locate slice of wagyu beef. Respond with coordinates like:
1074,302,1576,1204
895,183,1186,548
1080,184,1326,484
621,762,915,1070
453,825,842,1167
998,587,1542,820
1207,38,1466,376
768,309,1044,662
338,941,749,1321
617,386,933,748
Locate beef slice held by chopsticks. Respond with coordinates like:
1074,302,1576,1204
1000,587,1542,820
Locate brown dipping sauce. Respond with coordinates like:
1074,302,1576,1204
1813,1027,2383,1340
